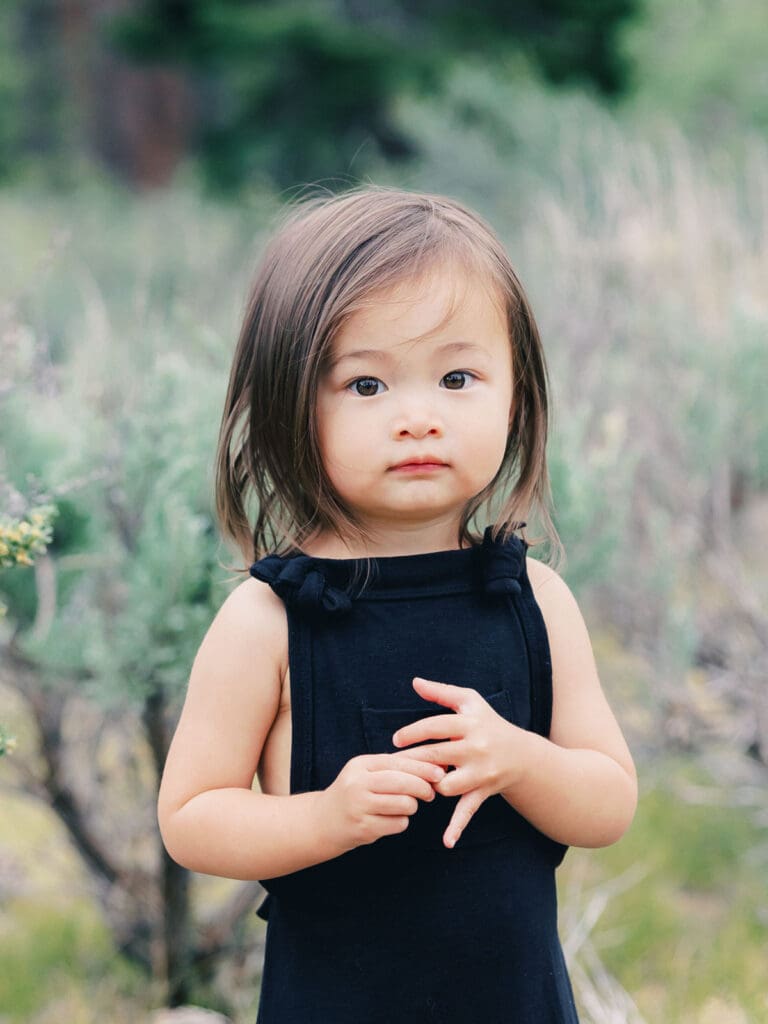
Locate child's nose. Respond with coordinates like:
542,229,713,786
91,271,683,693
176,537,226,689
391,400,444,439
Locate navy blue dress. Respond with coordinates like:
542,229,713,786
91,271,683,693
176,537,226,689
249,525,579,1023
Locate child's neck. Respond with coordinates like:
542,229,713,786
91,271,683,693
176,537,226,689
300,522,474,560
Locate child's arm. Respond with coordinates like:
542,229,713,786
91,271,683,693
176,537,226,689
497,558,638,848
157,579,345,880
158,579,441,880
392,560,638,850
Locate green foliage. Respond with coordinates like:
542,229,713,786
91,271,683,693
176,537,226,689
80,354,228,704
3,0,767,198
107,1,433,190
546,403,635,589
0,185,251,707
5,344,229,702
104,0,641,191
680,308,768,490
0,897,150,1022
621,0,768,141
0,4,27,180
420,0,640,93
0,1,79,189
575,764,768,1018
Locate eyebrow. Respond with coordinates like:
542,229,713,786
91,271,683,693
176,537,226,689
328,341,491,369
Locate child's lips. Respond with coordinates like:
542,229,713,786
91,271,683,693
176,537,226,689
390,462,448,472
389,455,449,471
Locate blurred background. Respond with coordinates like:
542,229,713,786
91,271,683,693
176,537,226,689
1,2,767,1022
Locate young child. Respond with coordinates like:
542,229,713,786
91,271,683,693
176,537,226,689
157,186,637,1023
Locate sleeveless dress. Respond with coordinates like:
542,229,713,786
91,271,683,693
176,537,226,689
249,525,580,1024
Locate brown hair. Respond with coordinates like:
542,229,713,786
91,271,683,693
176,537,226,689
215,185,563,574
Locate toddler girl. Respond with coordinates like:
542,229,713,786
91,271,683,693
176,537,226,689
158,186,637,1023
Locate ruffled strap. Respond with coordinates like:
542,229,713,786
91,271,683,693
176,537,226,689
480,522,527,598
249,554,353,615
250,522,528,614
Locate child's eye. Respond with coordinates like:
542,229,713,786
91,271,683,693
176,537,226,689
347,377,385,397
441,370,476,390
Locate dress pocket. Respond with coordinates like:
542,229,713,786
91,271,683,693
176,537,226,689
360,689,519,850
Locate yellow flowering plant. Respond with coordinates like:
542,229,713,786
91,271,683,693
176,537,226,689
0,504,57,571
0,724,16,757
0,504,57,755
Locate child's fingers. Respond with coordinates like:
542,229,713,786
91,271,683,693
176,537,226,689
443,790,486,849
368,792,422,817
434,765,474,797
412,676,480,713
367,768,438,803
389,741,464,768
392,713,463,749
365,753,446,785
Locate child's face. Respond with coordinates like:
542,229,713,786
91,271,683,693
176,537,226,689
316,266,514,542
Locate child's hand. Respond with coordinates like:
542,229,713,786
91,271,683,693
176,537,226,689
391,676,525,849
323,753,446,851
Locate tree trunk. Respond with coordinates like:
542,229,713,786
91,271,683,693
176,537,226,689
144,687,193,1005
58,0,196,189
162,845,193,1006
2,638,264,1011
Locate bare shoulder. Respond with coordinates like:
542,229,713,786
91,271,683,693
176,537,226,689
525,554,560,594
217,573,289,647
525,554,592,674
196,573,289,702
525,555,579,623
196,574,289,685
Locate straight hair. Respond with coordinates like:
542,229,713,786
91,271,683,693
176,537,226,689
215,185,563,577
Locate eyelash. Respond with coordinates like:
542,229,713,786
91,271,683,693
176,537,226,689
345,370,478,397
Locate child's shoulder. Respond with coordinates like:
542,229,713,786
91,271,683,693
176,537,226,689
227,569,286,610
195,573,290,686
525,554,586,638
525,553,561,595
217,572,289,641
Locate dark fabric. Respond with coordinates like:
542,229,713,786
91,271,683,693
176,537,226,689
249,525,579,1023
